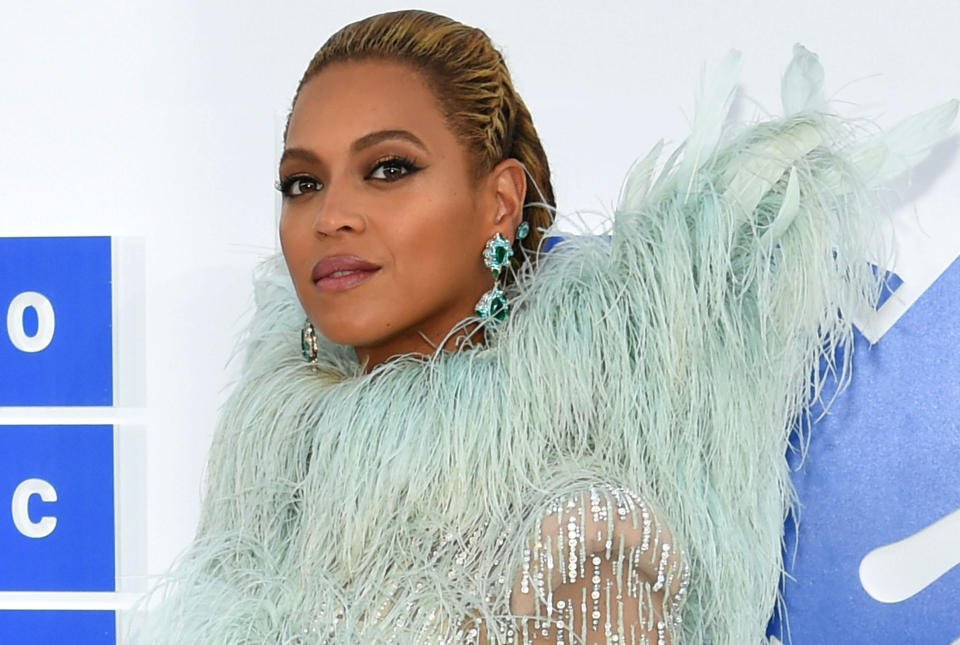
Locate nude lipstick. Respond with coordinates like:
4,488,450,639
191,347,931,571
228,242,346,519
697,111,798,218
312,255,380,292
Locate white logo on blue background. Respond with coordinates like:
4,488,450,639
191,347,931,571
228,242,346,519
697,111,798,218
0,237,112,406
0,425,114,592
771,254,960,643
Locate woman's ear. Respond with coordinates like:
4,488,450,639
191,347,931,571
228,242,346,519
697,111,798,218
488,158,527,232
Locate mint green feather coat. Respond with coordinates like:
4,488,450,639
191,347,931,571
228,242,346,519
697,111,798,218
137,46,957,644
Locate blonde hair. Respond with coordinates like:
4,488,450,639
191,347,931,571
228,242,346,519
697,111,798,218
285,10,556,280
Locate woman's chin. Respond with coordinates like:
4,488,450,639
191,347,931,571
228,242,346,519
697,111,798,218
313,320,392,352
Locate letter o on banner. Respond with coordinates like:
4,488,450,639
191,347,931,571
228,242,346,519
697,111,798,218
6,291,55,353
11,478,58,538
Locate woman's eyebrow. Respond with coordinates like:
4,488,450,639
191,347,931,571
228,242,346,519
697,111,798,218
351,129,427,152
279,130,427,168
278,147,320,168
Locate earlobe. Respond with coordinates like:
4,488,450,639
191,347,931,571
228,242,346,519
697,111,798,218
490,158,527,229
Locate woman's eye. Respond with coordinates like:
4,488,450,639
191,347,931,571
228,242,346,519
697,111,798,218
276,176,322,197
369,157,419,182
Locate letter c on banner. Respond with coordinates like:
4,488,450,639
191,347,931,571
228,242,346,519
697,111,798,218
11,478,58,538
7,291,55,352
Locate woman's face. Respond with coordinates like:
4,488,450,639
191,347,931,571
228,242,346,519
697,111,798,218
279,59,524,368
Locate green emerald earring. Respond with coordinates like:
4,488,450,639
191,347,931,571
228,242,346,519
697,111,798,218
476,232,512,322
482,232,513,279
475,222,529,323
475,282,508,322
516,220,529,241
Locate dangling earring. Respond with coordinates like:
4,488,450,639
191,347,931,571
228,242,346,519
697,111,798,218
474,221,529,323
301,318,319,365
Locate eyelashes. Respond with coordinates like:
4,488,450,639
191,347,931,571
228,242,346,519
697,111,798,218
367,155,422,181
275,155,423,197
275,175,321,197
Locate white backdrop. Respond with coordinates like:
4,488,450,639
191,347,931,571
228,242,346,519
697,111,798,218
1,0,957,638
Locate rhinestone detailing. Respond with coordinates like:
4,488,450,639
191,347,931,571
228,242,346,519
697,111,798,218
294,484,689,644
482,232,514,279
475,283,509,322
456,484,690,644
497,484,690,644
516,221,530,240
476,231,515,323
300,318,318,364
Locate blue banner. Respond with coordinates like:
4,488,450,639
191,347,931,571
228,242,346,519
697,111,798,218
0,611,115,645
771,258,960,643
0,425,115,591
0,237,112,406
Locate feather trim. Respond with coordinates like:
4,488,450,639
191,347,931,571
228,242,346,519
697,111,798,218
134,46,955,644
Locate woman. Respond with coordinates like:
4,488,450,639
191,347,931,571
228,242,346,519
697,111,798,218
138,10,955,644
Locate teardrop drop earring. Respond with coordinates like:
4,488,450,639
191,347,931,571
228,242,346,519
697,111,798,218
301,318,319,366
474,222,529,323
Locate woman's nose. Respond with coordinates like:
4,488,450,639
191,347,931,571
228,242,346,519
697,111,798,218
312,181,366,236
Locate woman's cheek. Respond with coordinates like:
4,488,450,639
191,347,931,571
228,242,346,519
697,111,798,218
279,218,314,299
278,214,299,262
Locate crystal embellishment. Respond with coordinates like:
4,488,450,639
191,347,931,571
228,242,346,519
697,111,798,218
300,319,318,363
483,232,514,279
475,284,508,322
516,220,530,240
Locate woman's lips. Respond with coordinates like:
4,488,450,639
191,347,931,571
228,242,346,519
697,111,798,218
312,255,381,292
